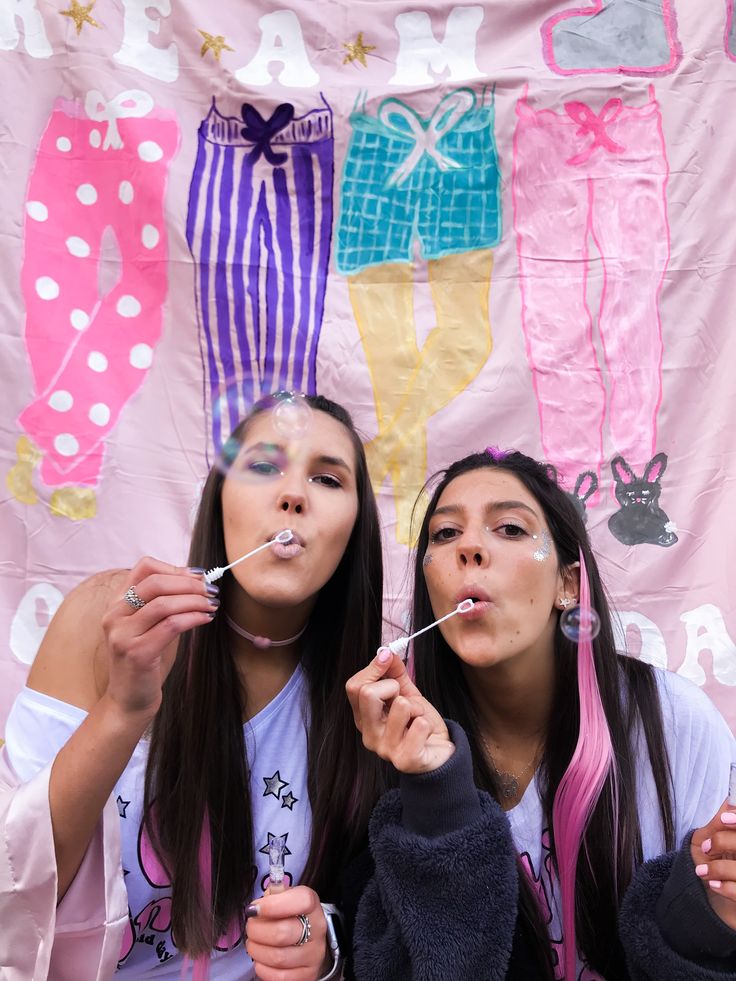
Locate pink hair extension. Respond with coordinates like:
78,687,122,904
551,550,616,979
485,445,508,462
181,955,210,980
180,813,214,980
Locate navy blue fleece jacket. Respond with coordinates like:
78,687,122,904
347,721,736,981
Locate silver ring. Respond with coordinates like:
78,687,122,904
123,586,146,611
294,913,311,946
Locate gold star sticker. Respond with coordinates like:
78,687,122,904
342,32,376,68
60,0,100,35
199,30,234,62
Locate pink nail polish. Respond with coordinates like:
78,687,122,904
695,864,709,877
701,838,712,854
708,880,723,890
377,647,392,664
721,811,736,825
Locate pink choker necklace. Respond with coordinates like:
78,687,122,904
226,614,307,650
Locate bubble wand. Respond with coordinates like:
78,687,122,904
729,762,736,807
379,599,475,662
267,835,288,894
204,529,293,584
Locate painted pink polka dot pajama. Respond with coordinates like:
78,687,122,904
18,95,179,487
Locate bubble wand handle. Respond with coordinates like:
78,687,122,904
266,835,287,895
382,599,475,659
729,762,736,808
204,530,293,584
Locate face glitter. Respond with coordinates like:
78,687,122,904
532,529,552,562
422,552,433,566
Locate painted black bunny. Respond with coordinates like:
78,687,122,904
608,453,677,547
545,464,598,524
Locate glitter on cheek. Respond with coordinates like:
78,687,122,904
532,530,552,562
422,552,433,567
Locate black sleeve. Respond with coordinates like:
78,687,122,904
620,834,736,980
351,720,519,981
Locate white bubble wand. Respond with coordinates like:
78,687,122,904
267,834,288,894
379,599,475,662
204,529,293,584
729,762,736,807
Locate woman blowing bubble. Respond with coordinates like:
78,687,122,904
0,393,385,980
346,449,736,980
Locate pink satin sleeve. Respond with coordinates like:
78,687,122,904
0,746,128,980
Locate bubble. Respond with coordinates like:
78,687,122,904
560,605,601,643
209,383,313,484
269,391,313,441
217,437,290,484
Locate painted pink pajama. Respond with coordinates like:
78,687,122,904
512,92,669,486
18,94,178,487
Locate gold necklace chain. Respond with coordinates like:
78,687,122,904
479,731,539,801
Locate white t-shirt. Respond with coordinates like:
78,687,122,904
506,669,736,981
5,666,311,979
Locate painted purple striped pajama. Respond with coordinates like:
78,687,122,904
186,97,334,455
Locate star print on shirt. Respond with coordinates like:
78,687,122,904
281,791,298,810
116,795,131,818
259,832,293,858
263,770,289,799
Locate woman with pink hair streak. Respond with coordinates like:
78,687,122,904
346,449,736,980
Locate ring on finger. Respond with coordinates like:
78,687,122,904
123,586,146,611
294,913,311,946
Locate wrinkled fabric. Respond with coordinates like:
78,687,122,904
0,746,127,980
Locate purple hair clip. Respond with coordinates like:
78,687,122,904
485,445,508,462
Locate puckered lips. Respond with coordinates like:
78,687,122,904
455,585,491,619
270,529,305,559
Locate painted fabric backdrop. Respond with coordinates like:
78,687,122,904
2,0,736,748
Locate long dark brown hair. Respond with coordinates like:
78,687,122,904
411,451,675,978
143,395,386,956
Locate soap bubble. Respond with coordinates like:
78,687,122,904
560,605,601,643
263,391,313,441
218,437,290,484
209,384,313,484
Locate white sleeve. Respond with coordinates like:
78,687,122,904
656,669,736,844
4,686,87,782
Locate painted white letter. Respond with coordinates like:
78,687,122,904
390,6,483,86
679,604,736,686
235,10,318,87
114,0,178,83
0,0,51,58
10,583,63,665
613,610,668,671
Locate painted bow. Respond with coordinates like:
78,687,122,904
241,103,295,165
564,99,625,166
84,90,154,150
379,89,475,187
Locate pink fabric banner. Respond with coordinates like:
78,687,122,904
1,0,734,736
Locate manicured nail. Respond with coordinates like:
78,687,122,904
721,811,736,825
208,598,220,609
708,880,723,890
245,904,260,918
206,583,220,596
695,864,709,877
188,567,206,576
377,647,392,664
701,838,712,854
